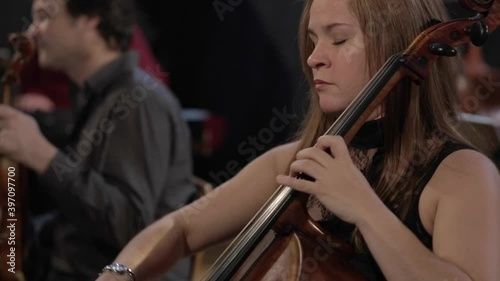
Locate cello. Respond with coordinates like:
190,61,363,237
0,33,35,281
200,0,500,280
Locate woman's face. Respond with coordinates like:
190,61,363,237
307,0,370,116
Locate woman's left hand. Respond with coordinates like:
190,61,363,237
276,135,383,225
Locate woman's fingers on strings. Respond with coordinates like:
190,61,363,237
276,174,315,194
316,135,350,159
295,146,334,168
289,159,323,179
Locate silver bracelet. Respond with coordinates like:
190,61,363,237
99,262,136,281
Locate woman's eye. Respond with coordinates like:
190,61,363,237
333,40,347,46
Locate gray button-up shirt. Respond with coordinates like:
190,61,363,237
36,52,194,281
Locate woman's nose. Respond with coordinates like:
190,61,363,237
307,43,330,69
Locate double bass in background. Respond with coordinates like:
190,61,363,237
0,33,35,281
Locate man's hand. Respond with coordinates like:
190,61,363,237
0,104,57,173
15,92,56,113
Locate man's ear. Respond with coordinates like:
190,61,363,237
76,14,100,31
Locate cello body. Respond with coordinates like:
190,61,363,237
231,197,367,281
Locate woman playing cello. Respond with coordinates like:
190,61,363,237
97,0,500,280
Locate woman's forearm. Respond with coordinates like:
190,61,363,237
97,213,190,281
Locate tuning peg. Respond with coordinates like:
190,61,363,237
429,43,457,57
466,21,489,46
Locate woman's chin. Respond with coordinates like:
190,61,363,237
319,101,347,116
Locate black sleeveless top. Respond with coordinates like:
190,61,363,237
315,119,473,281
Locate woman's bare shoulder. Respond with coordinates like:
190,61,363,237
430,149,499,198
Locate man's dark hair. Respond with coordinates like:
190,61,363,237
66,0,135,52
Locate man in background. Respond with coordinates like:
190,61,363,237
0,0,194,280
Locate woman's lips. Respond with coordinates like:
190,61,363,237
314,79,333,90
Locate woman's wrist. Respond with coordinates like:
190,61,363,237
354,199,392,231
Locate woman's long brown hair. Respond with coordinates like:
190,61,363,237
295,0,471,251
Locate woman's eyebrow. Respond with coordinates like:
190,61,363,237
307,22,352,36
